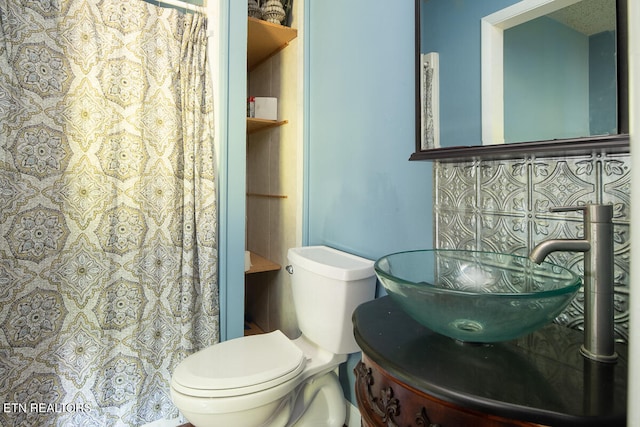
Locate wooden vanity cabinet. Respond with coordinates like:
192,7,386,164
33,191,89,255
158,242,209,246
353,297,627,427
355,355,546,427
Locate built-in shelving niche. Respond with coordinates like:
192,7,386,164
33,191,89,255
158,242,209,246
245,18,298,275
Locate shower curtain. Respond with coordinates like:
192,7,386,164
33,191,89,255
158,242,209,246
0,1,218,426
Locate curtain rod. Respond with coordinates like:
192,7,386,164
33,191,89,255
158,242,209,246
154,0,206,14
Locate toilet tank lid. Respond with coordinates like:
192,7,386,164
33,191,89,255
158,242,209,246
287,246,374,281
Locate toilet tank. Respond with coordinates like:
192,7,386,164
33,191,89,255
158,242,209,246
287,246,376,354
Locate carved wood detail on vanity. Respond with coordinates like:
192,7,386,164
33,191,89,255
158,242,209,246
354,356,547,427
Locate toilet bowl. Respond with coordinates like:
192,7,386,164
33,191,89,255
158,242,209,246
170,246,376,427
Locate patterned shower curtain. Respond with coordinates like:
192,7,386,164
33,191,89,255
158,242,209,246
0,0,218,425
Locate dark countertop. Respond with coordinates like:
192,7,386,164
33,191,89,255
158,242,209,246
353,296,628,427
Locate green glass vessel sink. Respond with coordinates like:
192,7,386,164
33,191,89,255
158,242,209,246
374,250,581,343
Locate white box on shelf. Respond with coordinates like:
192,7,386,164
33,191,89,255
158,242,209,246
247,97,255,118
253,97,278,120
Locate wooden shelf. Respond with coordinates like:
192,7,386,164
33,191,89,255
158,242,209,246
245,251,281,274
244,321,265,336
247,117,288,134
247,17,298,71
247,192,288,199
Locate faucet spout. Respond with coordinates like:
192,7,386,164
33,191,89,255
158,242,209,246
527,204,617,363
528,239,590,264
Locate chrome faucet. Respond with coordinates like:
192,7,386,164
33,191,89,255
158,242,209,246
529,204,617,363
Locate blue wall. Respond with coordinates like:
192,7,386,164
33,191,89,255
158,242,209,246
306,0,432,405
306,0,432,262
219,0,247,341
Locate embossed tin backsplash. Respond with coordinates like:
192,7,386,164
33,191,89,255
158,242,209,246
434,152,630,343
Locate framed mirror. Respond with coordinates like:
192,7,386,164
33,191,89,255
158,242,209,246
410,0,629,161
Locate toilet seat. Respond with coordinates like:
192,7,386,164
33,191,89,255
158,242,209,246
171,331,306,398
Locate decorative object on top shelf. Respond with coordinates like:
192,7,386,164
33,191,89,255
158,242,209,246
281,0,293,26
248,0,262,19
261,0,286,24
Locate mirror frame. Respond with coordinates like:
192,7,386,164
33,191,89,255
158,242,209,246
410,0,629,162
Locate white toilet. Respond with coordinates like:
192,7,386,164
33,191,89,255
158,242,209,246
170,246,377,427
